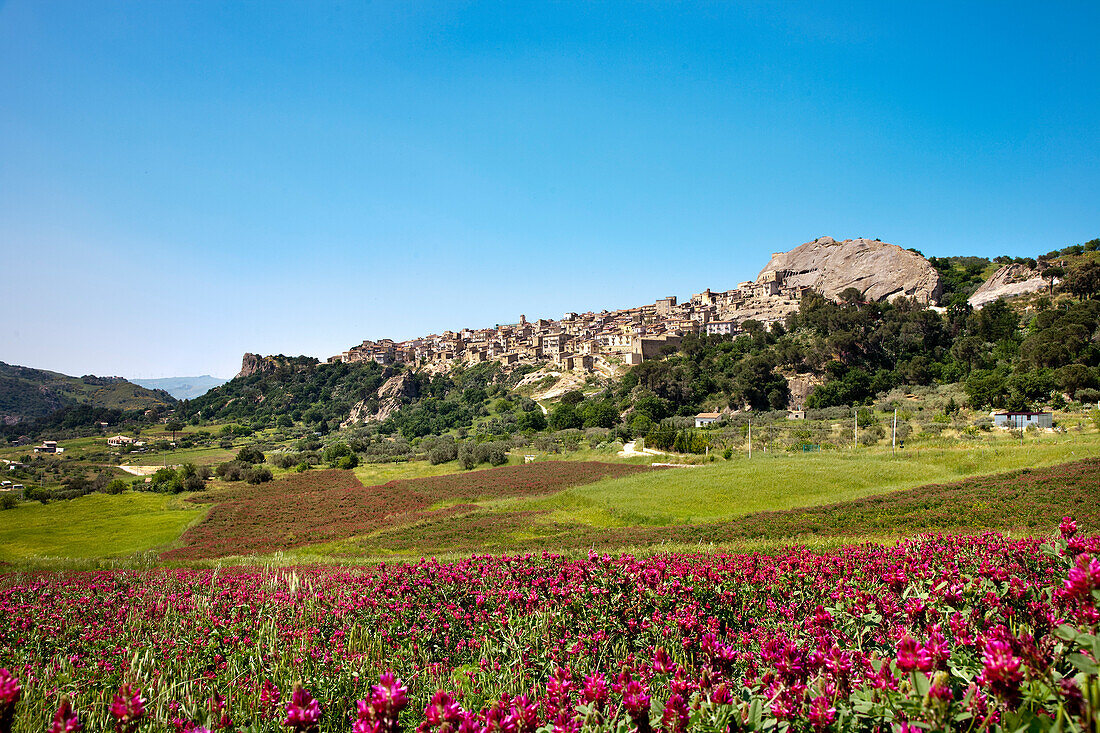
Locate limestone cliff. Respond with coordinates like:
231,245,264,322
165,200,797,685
968,264,1050,309
757,237,943,304
343,371,419,426
236,353,319,379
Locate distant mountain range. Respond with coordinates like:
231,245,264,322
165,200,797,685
130,375,228,400
0,361,176,425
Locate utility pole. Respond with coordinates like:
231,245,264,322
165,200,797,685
892,408,897,456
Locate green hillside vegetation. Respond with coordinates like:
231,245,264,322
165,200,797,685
178,356,383,428
0,492,201,564
3,428,1096,566
0,361,175,423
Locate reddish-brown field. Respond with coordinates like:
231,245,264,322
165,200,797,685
163,461,660,559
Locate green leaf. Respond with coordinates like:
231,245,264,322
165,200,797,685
912,671,931,697
1066,653,1099,675
748,699,762,727
1054,625,1080,642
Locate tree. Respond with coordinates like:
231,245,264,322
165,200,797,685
581,400,619,429
1041,266,1065,295
548,403,582,431
322,443,353,467
517,409,546,432
165,420,184,442
964,369,1009,409
560,390,585,406
1064,262,1100,300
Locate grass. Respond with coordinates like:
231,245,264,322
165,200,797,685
523,433,1100,525
352,459,466,485
0,492,203,563
119,445,237,467
347,456,1100,557
4,431,1099,566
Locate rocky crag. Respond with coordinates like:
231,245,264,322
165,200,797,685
757,237,943,304
343,371,419,426
968,263,1051,310
236,353,319,379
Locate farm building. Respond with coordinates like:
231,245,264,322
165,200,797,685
991,411,1052,429
695,412,722,428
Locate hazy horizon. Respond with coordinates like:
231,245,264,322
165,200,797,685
3,1,1097,379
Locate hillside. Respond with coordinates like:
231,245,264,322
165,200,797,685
171,235,1100,440
0,361,176,424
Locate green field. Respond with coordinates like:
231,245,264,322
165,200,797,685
514,434,1100,526
119,445,237,468
0,492,202,564
2,432,1099,566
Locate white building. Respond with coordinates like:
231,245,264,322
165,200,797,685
695,412,721,428
991,411,1053,429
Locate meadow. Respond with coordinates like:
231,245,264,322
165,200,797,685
0,492,201,565
2,432,1100,565
0,529,1097,733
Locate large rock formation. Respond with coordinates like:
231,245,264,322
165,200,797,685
968,264,1050,310
236,353,319,379
757,237,943,304
344,371,419,426
236,353,271,379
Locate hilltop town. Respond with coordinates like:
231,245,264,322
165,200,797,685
327,237,943,376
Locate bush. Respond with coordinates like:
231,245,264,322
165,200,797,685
457,443,477,470
245,466,273,484
336,454,359,470
428,444,457,465
216,460,250,481
236,446,266,464
102,479,128,495
323,443,354,467
0,494,18,510
858,424,885,446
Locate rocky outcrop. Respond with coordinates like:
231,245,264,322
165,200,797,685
757,237,943,304
237,353,274,379
784,373,822,409
344,371,419,426
236,353,319,379
968,264,1050,310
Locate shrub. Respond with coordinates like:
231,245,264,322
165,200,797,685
336,454,359,470
245,466,273,484
457,443,477,470
216,461,249,481
428,444,457,465
236,446,266,464
271,453,299,469
0,494,18,510
102,479,128,495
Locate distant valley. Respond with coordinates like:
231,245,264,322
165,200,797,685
130,375,228,401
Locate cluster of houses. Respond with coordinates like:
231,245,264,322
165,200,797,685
330,271,814,372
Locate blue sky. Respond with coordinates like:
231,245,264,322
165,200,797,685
2,1,1097,379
